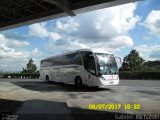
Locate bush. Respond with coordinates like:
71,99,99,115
3,73,40,79
119,71,160,80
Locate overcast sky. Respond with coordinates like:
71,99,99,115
0,0,160,72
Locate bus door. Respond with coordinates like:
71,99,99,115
83,52,97,85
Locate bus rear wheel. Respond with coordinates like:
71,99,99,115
75,77,82,89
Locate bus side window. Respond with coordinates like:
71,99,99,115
65,53,82,65
74,53,82,65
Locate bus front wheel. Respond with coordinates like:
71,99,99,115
75,77,82,89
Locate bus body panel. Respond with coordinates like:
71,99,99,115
40,49,120,87
40,67,119,86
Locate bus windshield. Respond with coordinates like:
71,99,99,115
96,53,118,75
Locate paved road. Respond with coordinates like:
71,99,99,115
1,78,160,87
119,79,160,87
0,79,160,120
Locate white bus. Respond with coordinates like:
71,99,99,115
40,49,121,88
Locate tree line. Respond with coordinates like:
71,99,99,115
119,49,160,79
2,50,160,79
120,49,160,72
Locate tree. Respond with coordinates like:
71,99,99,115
120,49,145,71
143,60,160,72
21,58,37,73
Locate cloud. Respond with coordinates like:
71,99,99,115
29,22,61,41
0,34,6,42
29,23,48,38
106,36,133,49
9,40,29,47
39,3,139,55
3,32,28,40
49,32,61,41
0,34,30,59
0,47,23,59
27,3,139,57
32,48,41,56
94,3,139,37
135,45,160,60
0,33,29,48
56,19,79,33
0,33,41,72
145,10,160,37
0,59,22,72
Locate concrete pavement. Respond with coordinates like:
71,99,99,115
16,99,73,120
0,79,160,120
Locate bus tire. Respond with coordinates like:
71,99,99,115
75,76,82,89
46,75,50,83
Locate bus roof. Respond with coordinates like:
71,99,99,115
42,48,112,61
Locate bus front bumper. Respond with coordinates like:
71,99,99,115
97,79,119,86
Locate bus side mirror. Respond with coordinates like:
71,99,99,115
115,57,122,64
115,57,122,68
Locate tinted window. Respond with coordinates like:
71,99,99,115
80,51,96,75
41,59,52,67
73,53,82,65
65,53,82,65
41,52,82,67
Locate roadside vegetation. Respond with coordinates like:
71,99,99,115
2,59,39,79
119,49,160,79
21,58,39,74
1,50,160,80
